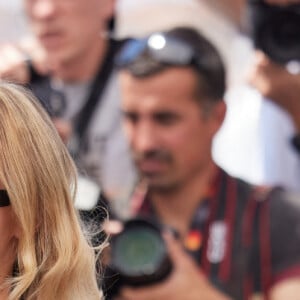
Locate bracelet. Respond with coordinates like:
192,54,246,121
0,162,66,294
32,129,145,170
291,133,300,154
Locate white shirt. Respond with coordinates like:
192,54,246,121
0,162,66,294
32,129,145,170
214,84,300,192
58,71,137,213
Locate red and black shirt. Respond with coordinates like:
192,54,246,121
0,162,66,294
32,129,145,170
132,168,300,299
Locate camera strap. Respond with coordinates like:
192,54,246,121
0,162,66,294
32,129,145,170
29,38,127,158
129,180,149,216
184,169,241,293
74,39,125,143
183,197,209,258
182,166,223,262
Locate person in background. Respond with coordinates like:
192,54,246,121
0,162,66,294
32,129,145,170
0,82,102,300
248,51,300,153
0,0,137,214
106,27,300,299
213,0,300,191
1,0,299,203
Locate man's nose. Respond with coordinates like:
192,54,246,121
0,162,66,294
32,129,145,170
29,0,57,20
132,123,159,153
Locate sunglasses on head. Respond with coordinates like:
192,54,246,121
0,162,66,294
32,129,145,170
115,33,203,76
0,190,10,207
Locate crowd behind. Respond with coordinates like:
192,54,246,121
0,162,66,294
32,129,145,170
0,0,300,299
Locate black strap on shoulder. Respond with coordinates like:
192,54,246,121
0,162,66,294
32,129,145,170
74,38,126,141
28,38,127,142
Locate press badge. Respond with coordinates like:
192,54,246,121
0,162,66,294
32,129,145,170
207,221,227,264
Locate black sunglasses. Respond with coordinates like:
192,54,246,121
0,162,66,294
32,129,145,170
115,33,202,76
0,190,10,207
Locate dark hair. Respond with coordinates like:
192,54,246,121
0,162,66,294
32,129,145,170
117,27,226,102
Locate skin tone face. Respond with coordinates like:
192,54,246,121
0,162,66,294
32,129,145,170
0,183,18,296
24,0,114,73
121,67,225,192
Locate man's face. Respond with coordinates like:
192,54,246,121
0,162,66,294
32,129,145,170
24,0,114,64
121,67,225,191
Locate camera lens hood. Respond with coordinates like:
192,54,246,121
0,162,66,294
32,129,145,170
249,0,300,64
110,218,173,286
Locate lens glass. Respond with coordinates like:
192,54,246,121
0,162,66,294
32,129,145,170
112,226,165,276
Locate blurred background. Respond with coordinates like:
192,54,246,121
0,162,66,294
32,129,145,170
0,0,251,86
0,0,28,41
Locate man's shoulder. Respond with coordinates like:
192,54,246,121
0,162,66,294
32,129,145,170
222,172,300,289
229,174,300,224
267,188,300,226
249,184,300,216
232,172,300,209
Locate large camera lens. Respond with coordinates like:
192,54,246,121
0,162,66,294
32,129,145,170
110,218,172,286
249,0,300,64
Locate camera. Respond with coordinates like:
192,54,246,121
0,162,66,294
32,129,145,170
249,0,300,64
109,218,173,287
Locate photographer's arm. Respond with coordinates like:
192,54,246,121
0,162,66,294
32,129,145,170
115,232,232,300
248,51,300,153
0,36,47,84
248,51,300,131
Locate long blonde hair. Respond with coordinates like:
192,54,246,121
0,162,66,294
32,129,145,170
0,82,102,299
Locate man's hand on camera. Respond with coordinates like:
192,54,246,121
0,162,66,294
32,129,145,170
248,51,300,131
114,232,231,300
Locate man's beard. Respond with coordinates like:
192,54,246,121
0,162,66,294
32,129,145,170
133,149,180,193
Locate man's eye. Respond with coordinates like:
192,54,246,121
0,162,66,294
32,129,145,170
123,112,139,124
155,113,178,125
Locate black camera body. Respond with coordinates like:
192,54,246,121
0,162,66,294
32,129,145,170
109,218,173,287
249,0,300,64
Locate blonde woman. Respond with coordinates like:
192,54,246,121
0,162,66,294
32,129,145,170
0,83,103,299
